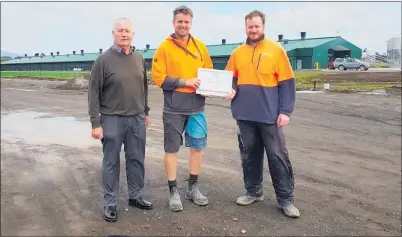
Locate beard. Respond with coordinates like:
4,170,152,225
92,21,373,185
247,33,264,43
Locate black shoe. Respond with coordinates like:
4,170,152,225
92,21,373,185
104,206,117,222
129,197,153,210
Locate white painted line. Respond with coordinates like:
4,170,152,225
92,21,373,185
296,91,325,94
5,88,37,92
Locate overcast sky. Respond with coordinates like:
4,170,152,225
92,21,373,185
1,1,401,56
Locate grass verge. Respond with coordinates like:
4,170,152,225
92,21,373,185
1,70,401,93
0,71,88,80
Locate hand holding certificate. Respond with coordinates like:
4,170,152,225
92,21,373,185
196,68,233,97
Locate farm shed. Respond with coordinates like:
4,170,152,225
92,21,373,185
0,40,241,71
279,32,362,69
0,50,100,71
1,34,362,71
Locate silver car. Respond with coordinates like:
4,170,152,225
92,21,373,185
333,58,370,71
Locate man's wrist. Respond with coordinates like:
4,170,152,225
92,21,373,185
91,122,101,129
279,111,291,117
177,78,186,87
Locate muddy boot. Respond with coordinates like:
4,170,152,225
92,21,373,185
281,203,300,218
168,186,183,212
185,183,209,206
236,194,264,206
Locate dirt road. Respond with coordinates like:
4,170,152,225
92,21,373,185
1,79,401,236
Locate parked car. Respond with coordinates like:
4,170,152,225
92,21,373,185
333,57,370,71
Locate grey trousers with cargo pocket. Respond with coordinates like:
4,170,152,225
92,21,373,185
100,113,146,209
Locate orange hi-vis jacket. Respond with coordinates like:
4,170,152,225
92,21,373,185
225,36,296,124
152,34,213,114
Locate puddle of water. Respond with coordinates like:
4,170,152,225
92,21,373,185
359,89,390,96
1,111,100,149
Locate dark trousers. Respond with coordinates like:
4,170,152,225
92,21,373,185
236,120,294,206
100,113,146,208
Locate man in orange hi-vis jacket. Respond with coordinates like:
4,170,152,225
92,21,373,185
224,10,300,218
152,5,214,212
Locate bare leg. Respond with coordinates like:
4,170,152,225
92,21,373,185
162,112,187,212
185,147,209,206
164,152,183,212
164,152,177,180
189,148,203,175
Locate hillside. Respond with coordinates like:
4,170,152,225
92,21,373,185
1,50,21,58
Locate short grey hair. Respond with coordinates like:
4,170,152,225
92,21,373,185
113,17,132,31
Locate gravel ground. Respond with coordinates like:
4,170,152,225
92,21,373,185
1,78,401,236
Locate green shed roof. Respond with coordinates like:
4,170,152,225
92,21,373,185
1,53,100,64
280,36,338,51
1,43,242,65
1,36,341,65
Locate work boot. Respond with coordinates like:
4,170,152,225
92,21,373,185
236,194,264,206
185,183,209,206
168,186,183,212
281,203,300,218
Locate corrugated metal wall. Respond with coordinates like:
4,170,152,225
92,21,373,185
212,57,229,70
2,57,231,71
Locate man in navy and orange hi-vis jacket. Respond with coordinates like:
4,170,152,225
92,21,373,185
152,5,214,212
224,10,300,218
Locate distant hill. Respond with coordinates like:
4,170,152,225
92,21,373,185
1,50,21,58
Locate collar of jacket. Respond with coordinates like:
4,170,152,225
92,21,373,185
169,33,191,41
112,44,135,55
167,33,203,61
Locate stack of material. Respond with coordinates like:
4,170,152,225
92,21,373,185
55,76,89,90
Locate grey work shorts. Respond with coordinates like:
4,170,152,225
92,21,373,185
163,112,207,153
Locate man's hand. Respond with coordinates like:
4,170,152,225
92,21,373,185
224,89,237,100
145,116,151,128
185,78,201,89
277,114,290,128
91,127,103,139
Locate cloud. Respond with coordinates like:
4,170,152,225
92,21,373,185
262,2,401,52
1,1,400,55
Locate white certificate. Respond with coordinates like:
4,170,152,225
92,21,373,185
196,68,233,97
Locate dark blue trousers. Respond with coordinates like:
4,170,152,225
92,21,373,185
100,113,146,209
236,120,294,206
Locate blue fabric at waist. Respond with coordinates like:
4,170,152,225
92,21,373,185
185,112,208,138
